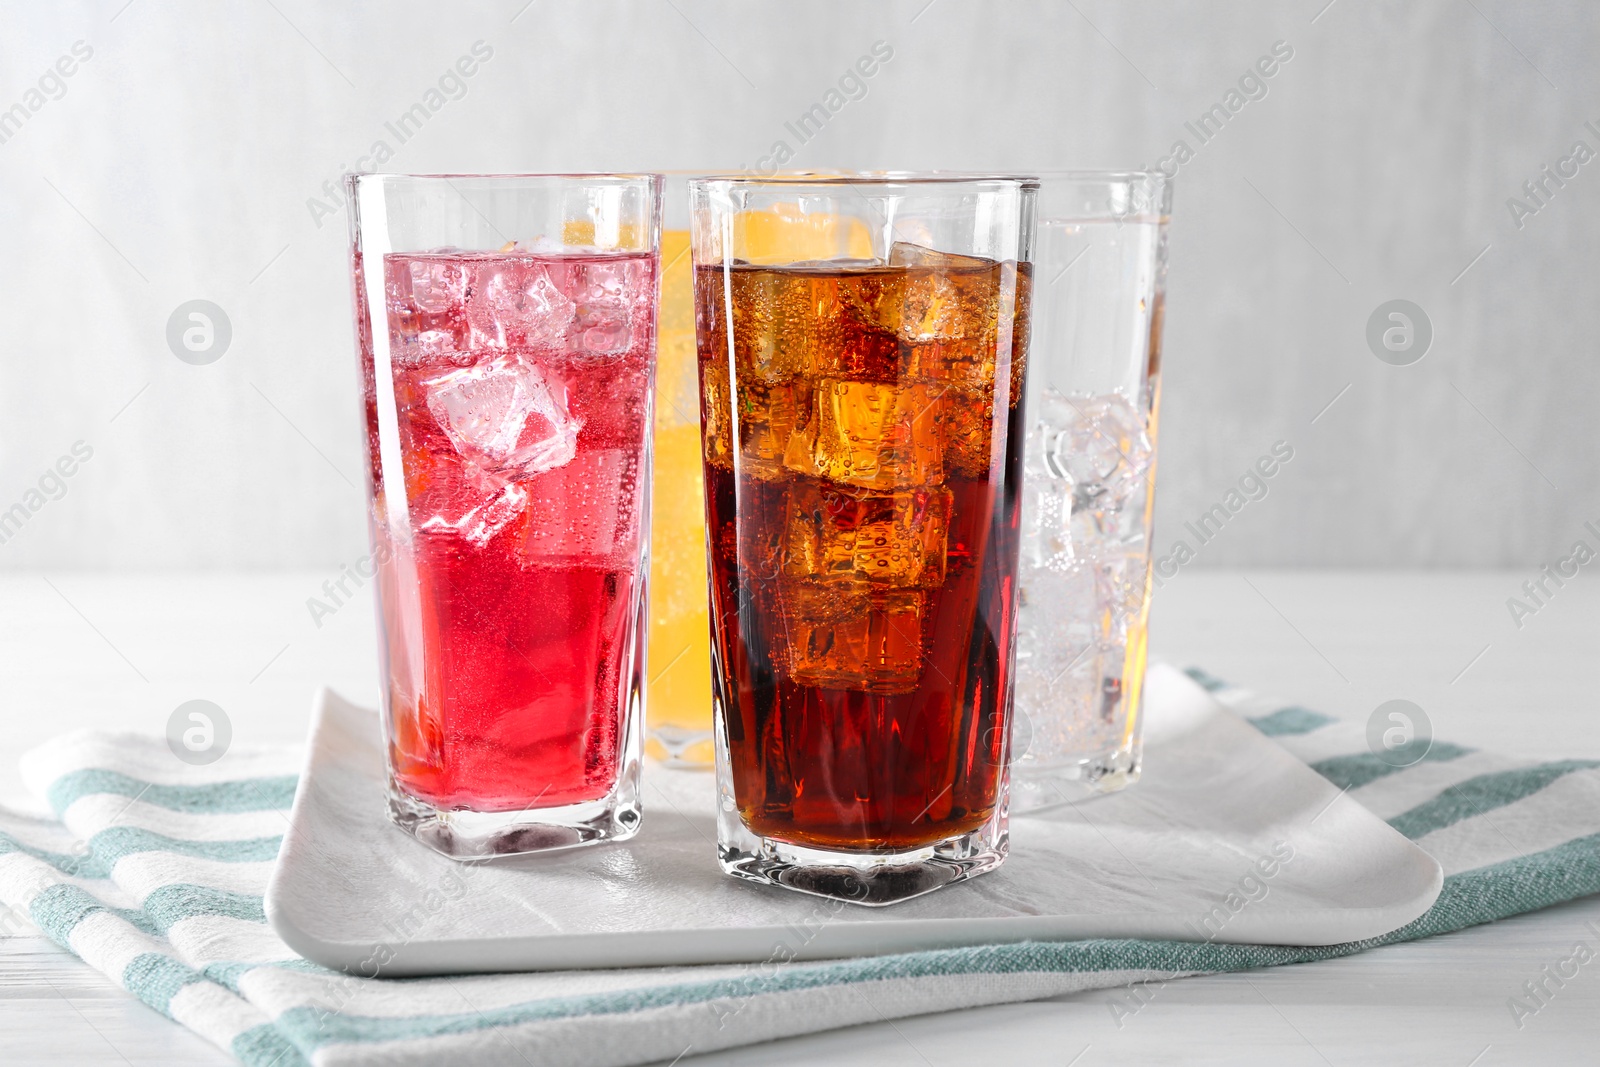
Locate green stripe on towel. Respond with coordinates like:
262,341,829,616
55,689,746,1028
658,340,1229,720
203,957,332,993
29,882,160,941
1182,666,1229,692
1311,742,1474,792
0,831,112,879
46,769,297,817
89,826,283,866
232,1022,313,1067
1248,706,1337,737
1388,760,1600,840
122,952,206,1015
142,884,268,931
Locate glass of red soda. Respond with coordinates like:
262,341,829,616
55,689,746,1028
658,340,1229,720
346,173,662,857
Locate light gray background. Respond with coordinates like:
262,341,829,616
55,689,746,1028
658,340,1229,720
0,0,1594,570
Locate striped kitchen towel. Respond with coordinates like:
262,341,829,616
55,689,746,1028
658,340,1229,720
1,668,1598,1067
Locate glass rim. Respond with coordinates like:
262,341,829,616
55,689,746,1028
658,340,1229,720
344,171,664,191
688,172,1040,191
1033,169,1173,223
1029,168,1171,183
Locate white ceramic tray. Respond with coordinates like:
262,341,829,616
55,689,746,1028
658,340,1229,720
265,664,1442,975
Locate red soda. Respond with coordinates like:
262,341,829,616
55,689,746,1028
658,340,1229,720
355,248,657,812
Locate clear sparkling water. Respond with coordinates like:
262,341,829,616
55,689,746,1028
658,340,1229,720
1014,389,1155,770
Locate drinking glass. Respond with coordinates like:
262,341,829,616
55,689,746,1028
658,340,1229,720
347,172,662,857
645,174,715,767
647,171,857,769
1010,171,1171,809
691,174,1037,905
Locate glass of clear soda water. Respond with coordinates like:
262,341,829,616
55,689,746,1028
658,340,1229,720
1011,171,1172,809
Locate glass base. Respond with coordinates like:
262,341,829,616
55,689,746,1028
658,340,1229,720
387,774,641,859
1011,746,1141,814
646,724,716,768
716,805,1008,907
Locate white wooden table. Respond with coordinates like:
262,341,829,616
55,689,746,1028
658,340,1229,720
1,570,1595,1065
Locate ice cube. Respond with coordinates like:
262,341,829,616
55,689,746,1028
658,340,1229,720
1033,392,1152,507
782,480,951,590
391,327,469,368
557,258,636,357
416,481,528,547
897,272,963,344
578,315,632,356
736,379,810,481
383,256,473,367
887,241,995,271
407,258,467,314
398,429,529,546
1064,404,1127,486
825,269,905,381
729,268,817,383
938,387,997,480
907,339,998,390
1003,261,1032,409
1021,471,1074,572
777,584,925,694
783,378,943,490
889,242,998,348
1015,557,1152,762
422,356,582,479
887,242,1003,387
465,261,575,349
701,357,734,470
563,257,631,305
733,479,790,581
1023,392,1154,569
